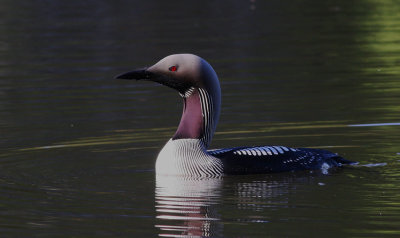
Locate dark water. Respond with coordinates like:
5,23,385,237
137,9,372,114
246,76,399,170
1,0,400,237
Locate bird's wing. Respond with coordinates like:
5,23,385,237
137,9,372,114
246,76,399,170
208,146,352,174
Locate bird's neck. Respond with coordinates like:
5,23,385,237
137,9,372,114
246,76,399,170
173,87,218,148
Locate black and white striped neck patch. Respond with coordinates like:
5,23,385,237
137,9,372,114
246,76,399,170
198,88,214,148
179,87,196,98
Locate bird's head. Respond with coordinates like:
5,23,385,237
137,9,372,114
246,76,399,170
116,53,220,97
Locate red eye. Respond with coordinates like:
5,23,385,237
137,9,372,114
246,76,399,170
169,66,178,72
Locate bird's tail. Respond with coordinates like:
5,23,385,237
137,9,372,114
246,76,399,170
331,155,358,166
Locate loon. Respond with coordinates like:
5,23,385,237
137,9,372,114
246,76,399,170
116,54,355,177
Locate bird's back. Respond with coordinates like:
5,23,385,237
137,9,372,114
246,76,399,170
208,145,355,175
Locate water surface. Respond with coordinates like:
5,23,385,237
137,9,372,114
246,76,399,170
1,0,400,237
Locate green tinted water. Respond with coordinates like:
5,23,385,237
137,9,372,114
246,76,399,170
1,0,400,237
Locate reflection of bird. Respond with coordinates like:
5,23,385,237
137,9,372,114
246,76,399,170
116,54,356,177
155,176,223,237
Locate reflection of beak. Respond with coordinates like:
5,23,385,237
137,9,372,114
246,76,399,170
115,67,152,80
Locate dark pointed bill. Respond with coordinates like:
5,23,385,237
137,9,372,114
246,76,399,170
115,67,150,80
116,66,190,94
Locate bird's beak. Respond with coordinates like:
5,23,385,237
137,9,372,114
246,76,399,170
115,67,152,80
115,66,190,94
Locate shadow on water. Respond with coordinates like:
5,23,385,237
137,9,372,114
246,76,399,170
155,169,348,238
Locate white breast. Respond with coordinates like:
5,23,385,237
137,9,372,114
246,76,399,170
156,139,223,177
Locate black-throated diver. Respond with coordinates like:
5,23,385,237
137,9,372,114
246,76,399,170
116,54,355,177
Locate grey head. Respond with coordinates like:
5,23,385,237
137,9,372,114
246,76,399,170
116,54,221,148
